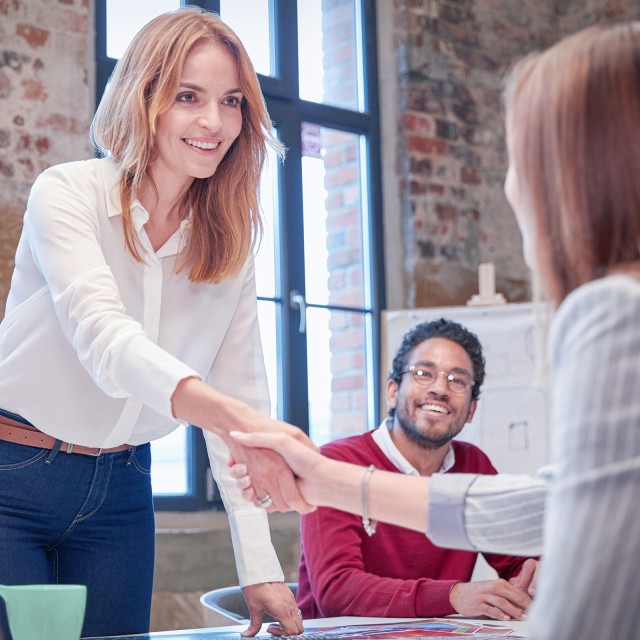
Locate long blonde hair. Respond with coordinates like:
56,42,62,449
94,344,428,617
504,23,640,307
90,6,284,282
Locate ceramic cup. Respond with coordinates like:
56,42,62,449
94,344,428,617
0,584,86,640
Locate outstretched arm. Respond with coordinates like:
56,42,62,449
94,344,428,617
230,430,430,532
172,377,317,514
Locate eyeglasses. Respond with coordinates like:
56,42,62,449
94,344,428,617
400,364,474,394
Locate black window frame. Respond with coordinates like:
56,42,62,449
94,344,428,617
94,0,385,511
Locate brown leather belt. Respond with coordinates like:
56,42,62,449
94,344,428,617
0,414,132,456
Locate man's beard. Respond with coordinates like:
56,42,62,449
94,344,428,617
395,405,466,451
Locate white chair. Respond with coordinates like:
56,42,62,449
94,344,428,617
200,583,298,623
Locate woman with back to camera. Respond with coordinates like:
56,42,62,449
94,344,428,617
232,22,640,639
0,7,311,638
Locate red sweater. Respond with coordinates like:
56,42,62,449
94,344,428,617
297,431,533,618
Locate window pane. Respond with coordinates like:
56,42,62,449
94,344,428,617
220,0,272,76
255,145,278,298
302,124,367,308
307,307,370,445
150,426,188,495
106,0,179,59
257,300,279,419
298,0,364,111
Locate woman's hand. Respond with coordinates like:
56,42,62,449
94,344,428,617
229,430,330,510
230,430,431,532
241,582,303,637
226,433,317,514
171,377,318,512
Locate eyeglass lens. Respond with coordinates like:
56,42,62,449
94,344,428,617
409,364,472,393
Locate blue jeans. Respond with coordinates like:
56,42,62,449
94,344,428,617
0,438,155,638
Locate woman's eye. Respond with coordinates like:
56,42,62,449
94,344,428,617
224,95,242,107
177,93,195,103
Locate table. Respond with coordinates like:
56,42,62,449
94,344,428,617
87,615,529,639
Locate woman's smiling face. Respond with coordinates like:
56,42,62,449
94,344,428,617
150,39,244,193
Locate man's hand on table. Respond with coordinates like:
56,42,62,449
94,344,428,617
449,578,532,621
509,558,539,597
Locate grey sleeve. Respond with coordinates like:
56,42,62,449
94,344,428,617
427,473,478,550
428,472,549,556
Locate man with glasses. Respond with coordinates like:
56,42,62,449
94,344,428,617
296,318,538,621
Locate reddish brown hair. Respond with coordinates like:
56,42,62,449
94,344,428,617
91,7,284,282
504,23,640,307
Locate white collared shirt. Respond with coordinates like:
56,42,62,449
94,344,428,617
371,417,456,475
0,156,283,586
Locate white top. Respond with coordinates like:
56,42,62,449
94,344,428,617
0,156,283,587
428,275,640,639
372,417,455,475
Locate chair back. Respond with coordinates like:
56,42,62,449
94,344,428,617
200,583,298,623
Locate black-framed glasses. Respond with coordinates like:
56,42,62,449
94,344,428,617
400,363,474,394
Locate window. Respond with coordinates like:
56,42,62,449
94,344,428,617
95,0,384,510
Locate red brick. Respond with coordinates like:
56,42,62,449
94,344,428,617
330,330,363,351
34,113,85,134
407,135,449,155
401,112,435,136
331,374,365,392
461,166,481,184
21,78,47,101
0,159,14,176
35,136,50,154
16,24,49,48
324,165,358,188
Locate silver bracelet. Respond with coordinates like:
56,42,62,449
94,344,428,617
360,464,378,536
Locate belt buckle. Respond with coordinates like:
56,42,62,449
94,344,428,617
66,443,103,456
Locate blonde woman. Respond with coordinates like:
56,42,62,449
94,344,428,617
0,7,310,638
232,22,640,639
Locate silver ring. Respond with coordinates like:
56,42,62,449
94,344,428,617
256,494,273,508
297,609,303,618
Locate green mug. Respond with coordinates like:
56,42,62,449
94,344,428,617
0,584,86,640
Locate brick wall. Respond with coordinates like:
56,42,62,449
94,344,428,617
3,1,640,312
0,0,93,315
2,0,640,631
384,0,555,307
383,0,640,308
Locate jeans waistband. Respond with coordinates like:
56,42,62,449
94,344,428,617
0,408,133,456
0,407,34,427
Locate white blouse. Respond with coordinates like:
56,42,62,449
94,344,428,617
0,156,283,587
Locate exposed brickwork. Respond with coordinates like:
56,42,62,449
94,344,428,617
392,0,553,307
0,0,92,314
2,0,640,434
391,0,640,308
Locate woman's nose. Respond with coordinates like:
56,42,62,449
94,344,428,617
198,103,222,130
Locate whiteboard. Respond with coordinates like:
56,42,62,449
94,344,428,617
381,303,550,476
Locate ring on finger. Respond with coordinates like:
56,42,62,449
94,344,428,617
256,493,273,508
